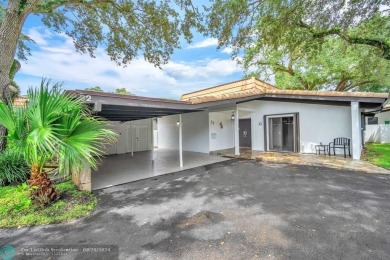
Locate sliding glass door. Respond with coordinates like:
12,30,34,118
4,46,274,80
266,114,298,152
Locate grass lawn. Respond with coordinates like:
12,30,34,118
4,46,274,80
0,180,97,228
362,143,390,170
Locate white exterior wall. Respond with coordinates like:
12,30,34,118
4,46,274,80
365,125,390,143
240,100,352,154
209,111,235,151
377,110,390,124
157,115,179,149
104,119,153,155
158,112,209,153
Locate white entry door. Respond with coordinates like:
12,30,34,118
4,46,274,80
116,124,128,154
132,125,149,152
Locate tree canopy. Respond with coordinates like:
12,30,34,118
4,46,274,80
85,86,134,95
85,86,103,92
3,0,203,68
115,88,133,95
0,0,203,151
208,0,390,91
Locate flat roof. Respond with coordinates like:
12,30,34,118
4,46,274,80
181,78,388,105
67,90,200,121
67,80,389,121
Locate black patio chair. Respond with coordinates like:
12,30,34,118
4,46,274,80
328,138,351,158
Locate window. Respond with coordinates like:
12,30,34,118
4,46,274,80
367,117,378,125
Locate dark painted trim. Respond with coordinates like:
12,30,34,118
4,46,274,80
195,94,386,109
66,90,387,122
237,98,383,109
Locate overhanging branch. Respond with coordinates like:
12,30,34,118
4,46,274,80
298,20,390,60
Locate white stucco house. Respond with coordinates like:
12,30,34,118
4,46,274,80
156,77,387,159
69,78,389,190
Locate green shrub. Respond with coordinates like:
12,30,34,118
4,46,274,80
0,150,29,186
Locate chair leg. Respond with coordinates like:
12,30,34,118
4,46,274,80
333,147,336,156
348,146,351,157
344,146,346,158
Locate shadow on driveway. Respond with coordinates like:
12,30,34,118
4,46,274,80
1,160,390,259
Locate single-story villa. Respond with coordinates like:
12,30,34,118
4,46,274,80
67,77,388,190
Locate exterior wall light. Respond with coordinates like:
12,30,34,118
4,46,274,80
231,114,235,120
176,120,180,126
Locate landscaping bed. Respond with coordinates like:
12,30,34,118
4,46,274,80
362,143,390,170
0,180,97,228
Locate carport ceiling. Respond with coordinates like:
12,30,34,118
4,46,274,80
97,104,199,121
66,90,202,121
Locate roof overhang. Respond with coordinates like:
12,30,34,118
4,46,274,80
192,93,388,110
67,90,388,121
67,90,202,121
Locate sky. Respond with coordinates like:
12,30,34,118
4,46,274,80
15,14,246,99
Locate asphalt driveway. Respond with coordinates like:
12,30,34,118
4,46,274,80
1,159,390,259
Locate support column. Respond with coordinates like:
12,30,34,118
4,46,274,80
179,114,183,167
234,107,240,155
351,101,361,160
152,118,155,165
131,123,134,157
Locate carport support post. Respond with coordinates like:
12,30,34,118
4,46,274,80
351,101,361,160
131,123,134,157
234,107,240,155
179,114,183,167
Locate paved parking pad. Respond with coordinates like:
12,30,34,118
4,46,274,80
1,160,390,259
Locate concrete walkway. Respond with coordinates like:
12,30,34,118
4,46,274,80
221,148,390,175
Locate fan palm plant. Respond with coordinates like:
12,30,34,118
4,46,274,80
0,80,116,205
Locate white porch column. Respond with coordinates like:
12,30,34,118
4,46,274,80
351,101,361,160
152,120,155,165
179,114,183,167
131,123,134,157
234,107,240,155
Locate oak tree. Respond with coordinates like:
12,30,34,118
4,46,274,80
0,0,203,150
208,0,390,91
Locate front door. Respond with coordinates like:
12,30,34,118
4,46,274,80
132,125,149,152
239,119,252,148
266,114,298,152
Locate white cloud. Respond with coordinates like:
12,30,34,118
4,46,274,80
222,47,234,54
187,38,219,49
164,59,241,79
17,28,244,98
27,27,52,46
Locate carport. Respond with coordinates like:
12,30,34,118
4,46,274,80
68,90,229,190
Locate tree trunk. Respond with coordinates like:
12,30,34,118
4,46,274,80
335,78,349,91
28,165,59,206
0,0,30,151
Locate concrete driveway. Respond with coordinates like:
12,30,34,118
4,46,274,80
1,160,390,259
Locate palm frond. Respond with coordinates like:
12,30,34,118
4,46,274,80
2,79,117,176
58,113,117,175
0,101,17,133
